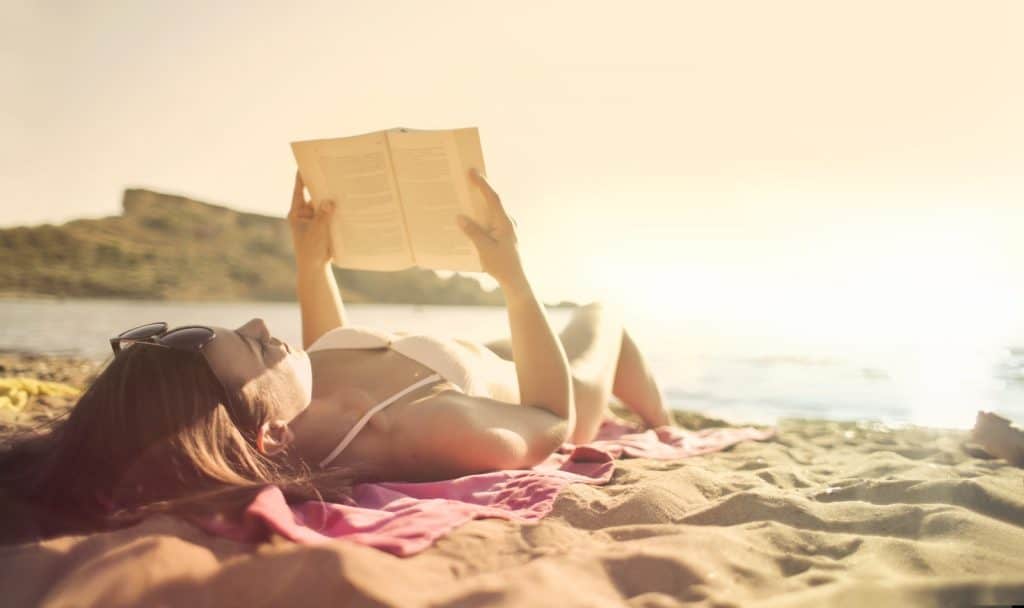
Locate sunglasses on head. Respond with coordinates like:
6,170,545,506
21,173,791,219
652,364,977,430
110,321,239,412
109,322,218,356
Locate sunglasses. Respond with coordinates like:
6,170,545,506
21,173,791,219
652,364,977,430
109,322,218,356
109,321,240,414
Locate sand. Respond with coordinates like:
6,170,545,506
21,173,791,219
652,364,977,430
2,353,1024,607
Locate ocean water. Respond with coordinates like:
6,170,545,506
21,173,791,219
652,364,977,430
1,298,1022,429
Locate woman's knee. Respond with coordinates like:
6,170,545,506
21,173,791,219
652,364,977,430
574,300,623,320
483,338,513,361
561,305,620,361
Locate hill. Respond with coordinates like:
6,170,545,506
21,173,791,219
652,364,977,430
0,188,506,305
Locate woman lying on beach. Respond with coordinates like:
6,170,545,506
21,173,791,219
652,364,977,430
0,169,671,536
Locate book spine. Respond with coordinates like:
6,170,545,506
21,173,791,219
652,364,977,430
385,130,419,268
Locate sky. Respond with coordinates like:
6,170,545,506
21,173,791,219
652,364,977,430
3,0,1023,345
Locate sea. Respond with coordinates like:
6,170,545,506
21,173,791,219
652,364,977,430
2,298,1022,430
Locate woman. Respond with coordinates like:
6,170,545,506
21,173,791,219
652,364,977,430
0,169,670,538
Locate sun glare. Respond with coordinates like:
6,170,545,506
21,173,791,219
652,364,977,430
582,206,1020,428
593,208,1017,345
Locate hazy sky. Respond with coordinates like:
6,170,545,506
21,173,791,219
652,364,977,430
3,1,1023,339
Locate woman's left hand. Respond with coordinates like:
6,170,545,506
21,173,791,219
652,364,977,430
288,171,335,267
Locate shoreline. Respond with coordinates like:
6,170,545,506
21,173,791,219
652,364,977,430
0,351,987,434
3,298,1021,432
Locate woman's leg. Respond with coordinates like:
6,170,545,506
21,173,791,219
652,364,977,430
485,302,670,444
612,329,672,428
554,302,624,444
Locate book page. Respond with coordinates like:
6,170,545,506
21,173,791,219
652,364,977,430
386,128,485,272
291,131,414,271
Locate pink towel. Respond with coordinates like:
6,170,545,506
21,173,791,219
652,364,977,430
197,419,773,556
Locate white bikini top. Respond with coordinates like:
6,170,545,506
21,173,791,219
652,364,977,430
307,326,498,469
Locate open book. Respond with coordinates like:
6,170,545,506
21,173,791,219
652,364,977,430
291,127,489,272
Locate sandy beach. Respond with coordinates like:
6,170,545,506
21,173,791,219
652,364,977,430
2,353,1023,607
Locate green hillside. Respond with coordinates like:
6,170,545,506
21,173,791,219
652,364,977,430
0,188,505,305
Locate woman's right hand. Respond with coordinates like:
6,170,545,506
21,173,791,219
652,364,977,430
288,171,335,268
457,169,526,287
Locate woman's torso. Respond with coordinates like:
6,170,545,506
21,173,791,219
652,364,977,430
289,327,519,478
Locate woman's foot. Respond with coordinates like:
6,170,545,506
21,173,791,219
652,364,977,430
612,330,672,428
971,411,1024,466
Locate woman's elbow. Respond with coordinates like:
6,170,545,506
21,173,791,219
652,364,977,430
473,420,570,471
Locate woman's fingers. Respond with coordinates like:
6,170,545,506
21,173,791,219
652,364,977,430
457,214,495,245
468,168,513,228
316,200,335,223
290,171,308,215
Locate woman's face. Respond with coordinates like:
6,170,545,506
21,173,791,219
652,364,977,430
202,318,313,421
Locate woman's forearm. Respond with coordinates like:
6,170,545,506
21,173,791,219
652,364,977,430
501,269,575,430
296,261,347,349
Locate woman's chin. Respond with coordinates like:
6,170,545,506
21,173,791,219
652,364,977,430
289,350,314,406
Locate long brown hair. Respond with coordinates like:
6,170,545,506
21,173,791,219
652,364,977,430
0,344,355,541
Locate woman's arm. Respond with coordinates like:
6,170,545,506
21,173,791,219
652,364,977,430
458,169,575,438
389,391,569,479
498,270,573,427
289,171,348,348
295,261,347,349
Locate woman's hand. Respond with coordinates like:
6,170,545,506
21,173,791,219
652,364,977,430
457,169,526,287
288,171,334,268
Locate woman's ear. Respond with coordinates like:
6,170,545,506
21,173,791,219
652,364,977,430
256,420,295,456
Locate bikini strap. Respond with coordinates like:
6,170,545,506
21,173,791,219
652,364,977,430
318,373,443,469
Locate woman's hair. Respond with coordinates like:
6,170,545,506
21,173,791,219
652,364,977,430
0,345,355,542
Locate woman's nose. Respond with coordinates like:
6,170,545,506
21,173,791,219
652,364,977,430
238,317,270,338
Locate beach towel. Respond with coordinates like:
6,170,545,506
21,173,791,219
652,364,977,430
197,419,774,556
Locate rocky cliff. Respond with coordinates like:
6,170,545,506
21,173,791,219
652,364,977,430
0,188,505,305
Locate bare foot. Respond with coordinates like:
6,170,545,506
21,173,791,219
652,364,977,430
612,330,673,428
971,411,1024,466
